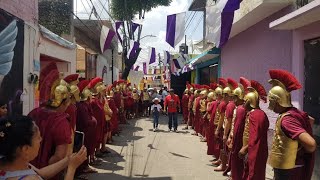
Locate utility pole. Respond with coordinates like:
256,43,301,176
111,49,114,83
203,8,206,50
185,35,187,54
158,53,162,86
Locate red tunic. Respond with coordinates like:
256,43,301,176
194,97,201,134
182,94,189,123
213,101,227,156
207,101,218,155
280,108,315,180
90,98,106,147
108,97,119,134
66,104,77,131
28,107,71,169
243,109,269,180
76,101,97,156
231,105,246,180
188,94,195,126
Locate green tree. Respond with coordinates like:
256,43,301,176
110,0,172,80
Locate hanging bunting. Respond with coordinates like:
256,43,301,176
166,12,186,48
163,50,171,65
143,62,148,74
127,40,140,60
100,26,116,53
206,0,241,48
148,47,156,64
134,65,139,71
115,21,124,44
132,22,139,33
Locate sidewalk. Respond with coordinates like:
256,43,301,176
88,115,274,180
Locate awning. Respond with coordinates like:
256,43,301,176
187,48,220,66
39,25,76,49
269,0,320,30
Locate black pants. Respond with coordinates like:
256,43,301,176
273,168,291,180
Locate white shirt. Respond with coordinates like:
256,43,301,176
151,104,162,112
162,90,168,99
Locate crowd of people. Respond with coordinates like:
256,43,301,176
0,62,317,180
0,62,168,180
178,69,317,180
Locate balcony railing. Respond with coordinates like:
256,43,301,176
296,0,313,8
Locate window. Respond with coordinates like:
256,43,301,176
199,64,218,85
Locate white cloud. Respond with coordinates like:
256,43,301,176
74,0,204,55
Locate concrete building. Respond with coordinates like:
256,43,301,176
0,0,77,114
188,0,320,178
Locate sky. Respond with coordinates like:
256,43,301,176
74,0,204,57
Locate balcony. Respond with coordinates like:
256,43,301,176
230,0,292,37
270,0,320,30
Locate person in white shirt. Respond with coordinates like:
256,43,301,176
151,98,162,132
162,87,168,100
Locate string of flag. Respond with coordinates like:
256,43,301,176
100,0,241,77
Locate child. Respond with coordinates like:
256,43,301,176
151,98,162,132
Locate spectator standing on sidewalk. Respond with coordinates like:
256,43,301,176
164,89,181,132
151,98,162,132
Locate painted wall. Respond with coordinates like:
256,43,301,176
221,9,293,128
0,0,38,24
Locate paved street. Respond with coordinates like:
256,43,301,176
88,115,273,180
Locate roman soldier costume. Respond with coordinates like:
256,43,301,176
88,77,106,150
28,62,72,172
64,74,80,155
242,80,269,180
182,83,190,124
206,83,219,156
229,77,250,180
268,69,315,180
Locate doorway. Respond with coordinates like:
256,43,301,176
304,37,320,180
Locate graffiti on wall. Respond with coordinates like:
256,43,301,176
0,9,24,116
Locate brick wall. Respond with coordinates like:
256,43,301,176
0,0,38,23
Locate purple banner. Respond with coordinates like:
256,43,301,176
166,14,176,48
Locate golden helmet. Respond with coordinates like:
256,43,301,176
233,77,251,100
78,80,91,101
200,89,209,97
215,86,223,96
39,63,70,108
207,92,216,101
88,77,105,95
223,78,238,96
64,74,80,102
50,79,70,107
184,89,189,94
268,69,302,109
244,88,260,109
233,84,245,100
244,80,267,109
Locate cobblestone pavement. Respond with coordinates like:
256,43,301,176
88,115,274,180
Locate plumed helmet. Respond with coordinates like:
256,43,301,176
244,80,267,109
233,77,250,100
64,74,80,102
223,78,238,96
39,62,70,108
215,78,226,96
88,77,105,95
268,69,302,109
207,91,216,101
78,80,91,101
